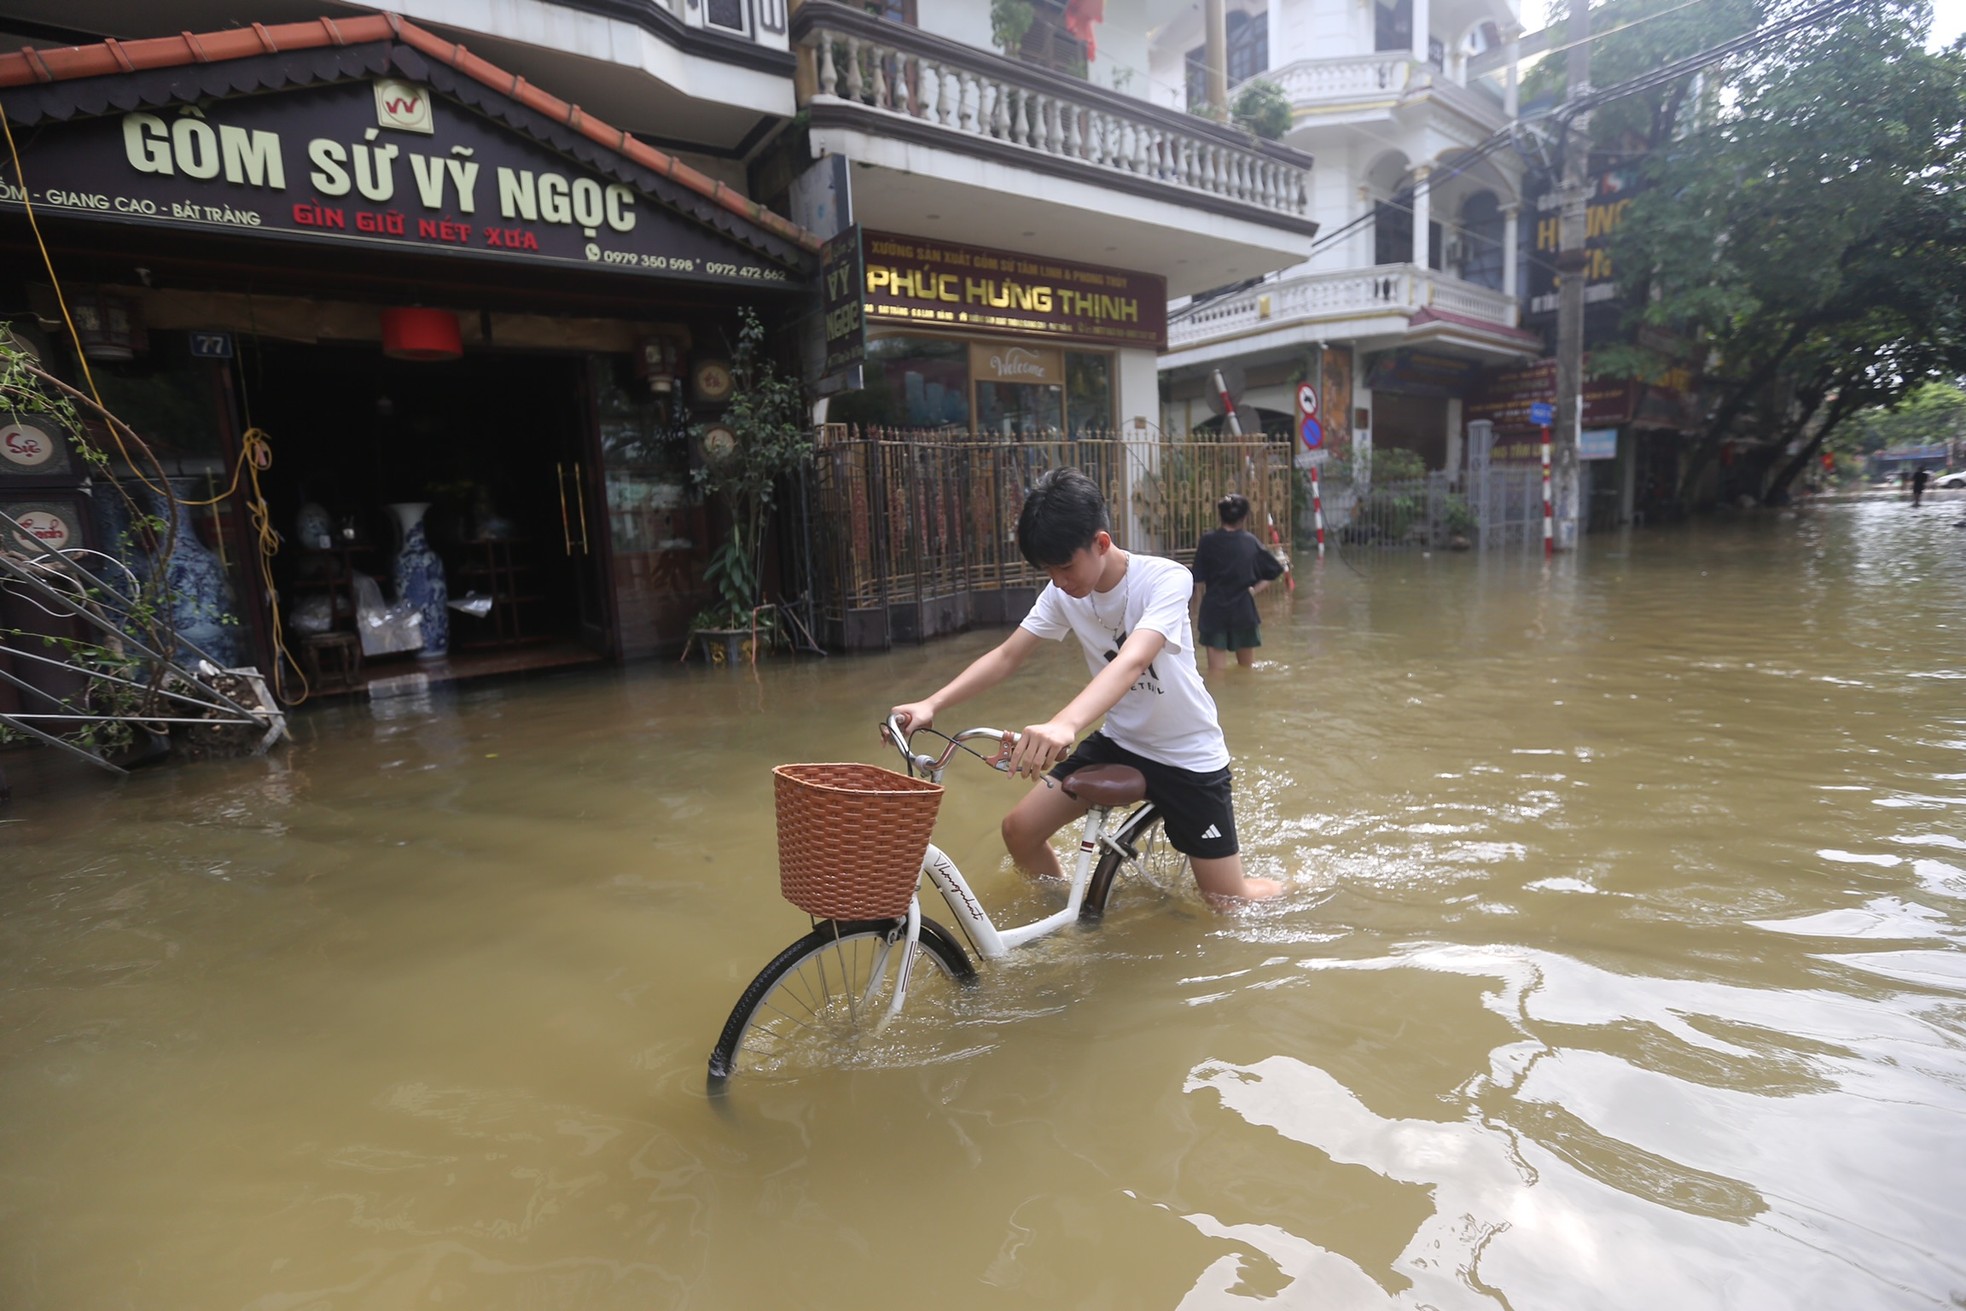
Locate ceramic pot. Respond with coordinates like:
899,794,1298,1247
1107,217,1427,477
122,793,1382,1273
295,501,334,551
155,479,242,668
388,501,449,660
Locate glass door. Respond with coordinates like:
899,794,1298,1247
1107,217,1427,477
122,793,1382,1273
588,354,706,660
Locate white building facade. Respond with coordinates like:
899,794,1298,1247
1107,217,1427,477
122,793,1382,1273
1147,0,1538,477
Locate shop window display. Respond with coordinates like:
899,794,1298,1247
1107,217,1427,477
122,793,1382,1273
829,335,969,430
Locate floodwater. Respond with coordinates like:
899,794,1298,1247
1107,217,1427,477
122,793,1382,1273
3,496,1965,1309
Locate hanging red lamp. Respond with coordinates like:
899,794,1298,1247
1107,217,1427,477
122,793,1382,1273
380,307,463,361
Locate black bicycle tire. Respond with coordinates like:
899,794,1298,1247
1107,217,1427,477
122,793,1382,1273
1080,806,1164,923
706,916,976,1087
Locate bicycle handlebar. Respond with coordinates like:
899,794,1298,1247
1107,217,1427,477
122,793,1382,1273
883,714,1015,775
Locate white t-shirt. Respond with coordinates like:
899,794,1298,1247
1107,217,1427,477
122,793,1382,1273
1019,552,1230,772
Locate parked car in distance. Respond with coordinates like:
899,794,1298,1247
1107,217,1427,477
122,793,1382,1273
1933,470,1966,489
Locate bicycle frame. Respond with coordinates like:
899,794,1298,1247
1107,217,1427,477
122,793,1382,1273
868,717,1155,1018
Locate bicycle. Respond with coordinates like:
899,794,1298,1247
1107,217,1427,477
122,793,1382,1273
705,716,1190,1087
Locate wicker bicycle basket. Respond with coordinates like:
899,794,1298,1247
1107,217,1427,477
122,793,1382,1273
773,763,945,920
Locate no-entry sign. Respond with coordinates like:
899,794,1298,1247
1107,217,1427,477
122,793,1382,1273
1298,381,1323,450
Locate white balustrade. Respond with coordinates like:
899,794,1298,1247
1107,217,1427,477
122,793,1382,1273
804,19,1311,220
1167,265,1516,350
1266,54,1413,105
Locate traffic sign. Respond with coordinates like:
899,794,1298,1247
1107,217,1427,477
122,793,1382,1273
1529,401,1554,427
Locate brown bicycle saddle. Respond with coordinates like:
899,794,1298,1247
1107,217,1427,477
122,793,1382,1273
1059,764,1147,807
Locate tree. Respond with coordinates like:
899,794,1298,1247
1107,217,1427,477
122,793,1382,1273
690,309,812,635
1602,0,1966,503
1840,379,1966,458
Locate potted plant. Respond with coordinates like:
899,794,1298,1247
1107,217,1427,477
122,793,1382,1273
990,0,1036,55
687,308,812,665
1231,79,1292,141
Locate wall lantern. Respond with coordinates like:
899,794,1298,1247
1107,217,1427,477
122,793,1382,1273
71,288,143,361
380,307,463,362
637,336,679,394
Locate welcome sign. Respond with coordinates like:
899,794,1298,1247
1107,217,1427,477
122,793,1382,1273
0,80,796,288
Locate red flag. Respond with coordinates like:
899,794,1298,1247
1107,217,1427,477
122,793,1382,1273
1064,0,1104,60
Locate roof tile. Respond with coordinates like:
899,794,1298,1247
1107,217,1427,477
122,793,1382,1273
0,13,819,253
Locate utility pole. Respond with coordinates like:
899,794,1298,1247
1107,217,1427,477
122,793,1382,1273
1552,0,1591,549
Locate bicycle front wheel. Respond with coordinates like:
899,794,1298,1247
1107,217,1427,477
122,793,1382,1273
707,917,977,1087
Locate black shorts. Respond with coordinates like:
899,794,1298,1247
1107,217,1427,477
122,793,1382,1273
1049,731,1238,860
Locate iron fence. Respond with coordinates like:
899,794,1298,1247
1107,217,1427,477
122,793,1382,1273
803,428,1292,646
1317,467,1543,552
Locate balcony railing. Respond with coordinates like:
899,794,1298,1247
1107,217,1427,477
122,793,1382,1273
793,2,1313,227
1264,54,1508,132
1167,264,1516,351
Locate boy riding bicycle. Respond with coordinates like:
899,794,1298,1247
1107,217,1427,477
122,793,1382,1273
890,469,1285,907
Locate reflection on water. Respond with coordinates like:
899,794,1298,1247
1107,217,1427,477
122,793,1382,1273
4,501,1965,1308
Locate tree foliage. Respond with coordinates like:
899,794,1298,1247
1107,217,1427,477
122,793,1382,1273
1601,0,1966,501
690,308,812,631
1841,379,1966,455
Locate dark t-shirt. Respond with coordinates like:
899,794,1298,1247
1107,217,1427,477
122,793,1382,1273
1193,528,1284,631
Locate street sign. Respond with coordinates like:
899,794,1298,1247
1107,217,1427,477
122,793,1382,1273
1298,380,1323,450
190,331,234,360
1529,401,1554,426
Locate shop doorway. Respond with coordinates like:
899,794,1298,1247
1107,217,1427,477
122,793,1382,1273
241,342,610,689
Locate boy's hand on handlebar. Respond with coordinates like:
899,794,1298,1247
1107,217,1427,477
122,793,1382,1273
1009,719,1075,779
889,701,937,735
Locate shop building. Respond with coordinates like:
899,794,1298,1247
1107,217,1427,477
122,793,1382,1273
0,17,814,700
781,1,1319,444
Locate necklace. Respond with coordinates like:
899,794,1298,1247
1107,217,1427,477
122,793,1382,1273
1089,569,1129,633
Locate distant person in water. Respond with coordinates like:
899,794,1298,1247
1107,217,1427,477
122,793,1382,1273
1912,467,1929,507
1191,493,1286,673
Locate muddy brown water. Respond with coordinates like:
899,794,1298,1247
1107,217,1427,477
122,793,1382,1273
3,497,1964,1309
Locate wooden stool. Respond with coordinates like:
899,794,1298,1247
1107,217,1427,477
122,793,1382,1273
301,631,363,694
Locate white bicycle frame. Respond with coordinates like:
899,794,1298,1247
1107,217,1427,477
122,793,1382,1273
867,719,1155,1020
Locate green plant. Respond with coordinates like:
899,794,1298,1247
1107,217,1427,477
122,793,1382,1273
1231,78,1292,141
991,0,1036,54
1441,493,1477,540
690,308,812,633
1370,446,1428,482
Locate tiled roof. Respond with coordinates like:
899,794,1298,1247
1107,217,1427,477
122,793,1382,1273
1407,305,1542,348
0,12,819,254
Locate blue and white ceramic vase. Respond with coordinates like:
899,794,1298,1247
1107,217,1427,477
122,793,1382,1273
388,501,448,660
154,479,242,668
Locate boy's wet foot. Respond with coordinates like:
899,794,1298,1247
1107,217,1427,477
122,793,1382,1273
1200,876,1286,909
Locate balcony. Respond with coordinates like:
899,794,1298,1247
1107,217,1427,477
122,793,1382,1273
1265,53,1510,140
791,1,1317,296
1165,264,1529,361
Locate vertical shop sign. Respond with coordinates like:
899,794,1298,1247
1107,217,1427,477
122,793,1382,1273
820,226,866,379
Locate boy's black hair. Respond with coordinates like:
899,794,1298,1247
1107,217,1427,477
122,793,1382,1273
1017,468,1110,567
1217,493,1251,526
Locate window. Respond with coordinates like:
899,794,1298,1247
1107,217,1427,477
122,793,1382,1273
829,335,970,430
1065,352,1112,437
1374,0,1412,53
1020,0,1090,77
1374,194,1441,269
1185,11,1270,109
705,0,747,34
1457,192,1504,291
